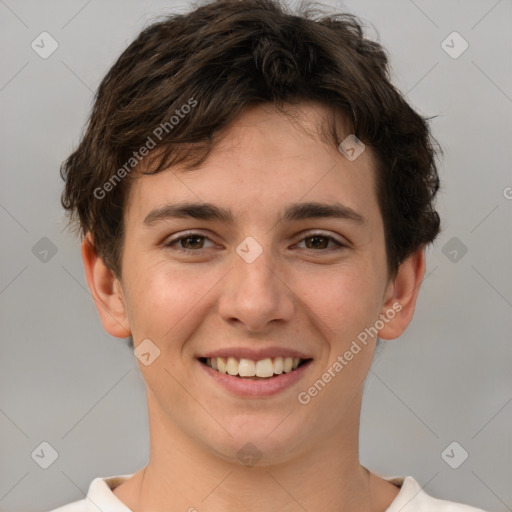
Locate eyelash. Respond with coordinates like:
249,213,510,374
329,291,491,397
163,231,346,254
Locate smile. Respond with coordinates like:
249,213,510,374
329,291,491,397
199,356,310,379
197,355,313,397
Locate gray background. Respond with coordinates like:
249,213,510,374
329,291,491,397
1,0,511,511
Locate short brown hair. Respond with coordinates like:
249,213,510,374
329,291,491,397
60,0,441,279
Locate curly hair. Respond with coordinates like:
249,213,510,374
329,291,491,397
61,0,441,279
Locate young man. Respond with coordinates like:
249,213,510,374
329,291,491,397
52,0,485,510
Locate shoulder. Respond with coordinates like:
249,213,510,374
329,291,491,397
47,474,134,512
385,475,487,512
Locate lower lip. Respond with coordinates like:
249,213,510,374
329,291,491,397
197,359,313,397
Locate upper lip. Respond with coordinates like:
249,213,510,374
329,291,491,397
197,347,313,361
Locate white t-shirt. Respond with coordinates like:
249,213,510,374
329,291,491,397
48,473,487,511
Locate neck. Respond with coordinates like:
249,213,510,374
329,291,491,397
115,388,398,512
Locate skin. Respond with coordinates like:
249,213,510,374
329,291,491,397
83,102,425,511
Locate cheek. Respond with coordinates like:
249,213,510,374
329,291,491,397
296,263,383,337
124,260,221,348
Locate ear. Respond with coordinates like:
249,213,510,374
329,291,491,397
81,234,131,338
377,246,426,340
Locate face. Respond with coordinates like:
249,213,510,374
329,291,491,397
111,102,402,465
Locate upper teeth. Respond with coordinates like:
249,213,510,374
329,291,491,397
206,357,303,377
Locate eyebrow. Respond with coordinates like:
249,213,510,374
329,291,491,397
143,201,367,226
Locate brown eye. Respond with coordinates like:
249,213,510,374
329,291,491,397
164,232,214,252
298,233,345,251
304,235,330,249
178,235,205,250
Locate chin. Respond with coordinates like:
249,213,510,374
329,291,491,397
200,414,310,467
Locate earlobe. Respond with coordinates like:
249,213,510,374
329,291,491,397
377,247,426,341
81,235,131,338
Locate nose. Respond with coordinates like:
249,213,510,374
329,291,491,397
217,239,295,332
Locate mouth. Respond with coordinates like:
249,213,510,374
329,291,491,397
198,356,312,380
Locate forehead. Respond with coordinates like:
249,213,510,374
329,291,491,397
125,102,381,230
